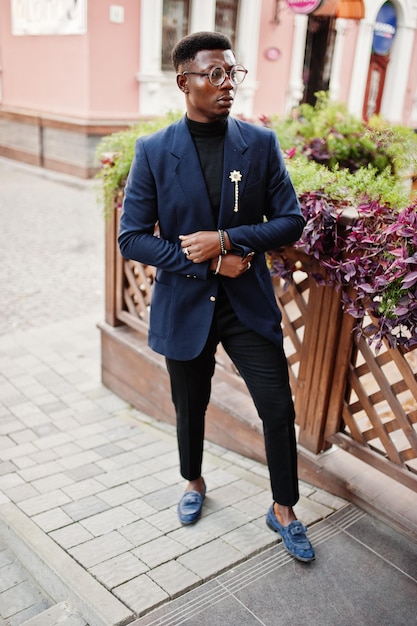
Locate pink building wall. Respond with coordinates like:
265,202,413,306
253,1,296,119
0,0,140,120
337,20,360,105
0,0,88,115
87,0,140,119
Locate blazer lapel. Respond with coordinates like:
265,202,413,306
170,118,215,231
218,118,250,228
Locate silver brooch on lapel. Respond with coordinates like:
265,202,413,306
229,170,242,212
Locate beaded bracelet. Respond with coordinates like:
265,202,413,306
218,229,227,255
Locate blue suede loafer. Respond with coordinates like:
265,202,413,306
266,504,315,562
177,483,206,525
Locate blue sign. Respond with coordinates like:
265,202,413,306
373,2,397,55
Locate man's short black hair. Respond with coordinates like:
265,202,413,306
172,31,232,72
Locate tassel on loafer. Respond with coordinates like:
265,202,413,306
177,482,206,525
266,504,315,562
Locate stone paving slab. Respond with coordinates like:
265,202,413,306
0,536,88,626
22,602,87,626
131,505,417,626
0,501,132,626
0,536,51,626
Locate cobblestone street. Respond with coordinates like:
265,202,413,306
0,158,104,335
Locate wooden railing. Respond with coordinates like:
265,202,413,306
101,205,417,493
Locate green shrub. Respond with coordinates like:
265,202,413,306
269,92,417,179
96,113,181,218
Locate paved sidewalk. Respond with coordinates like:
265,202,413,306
0,158,416,625
0,312,348,625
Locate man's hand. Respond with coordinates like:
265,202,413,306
210,253,253,278
180,231,253,277
179,231,221,262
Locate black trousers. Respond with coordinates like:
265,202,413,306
166,285,299,506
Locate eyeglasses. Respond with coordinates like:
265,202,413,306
181,64,248,87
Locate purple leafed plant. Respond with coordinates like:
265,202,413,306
270,193,417,351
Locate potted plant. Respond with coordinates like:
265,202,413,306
96,113,181,219
269,158,417,350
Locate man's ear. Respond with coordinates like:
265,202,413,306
177,73,189,93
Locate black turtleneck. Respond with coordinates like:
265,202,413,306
186,116,227,223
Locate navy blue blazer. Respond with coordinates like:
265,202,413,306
119,116,305,360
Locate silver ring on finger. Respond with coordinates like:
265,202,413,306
184,247,190,256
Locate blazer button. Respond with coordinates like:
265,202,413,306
209,295,216,302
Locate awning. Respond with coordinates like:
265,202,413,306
335,0,365,18
313,0,365,19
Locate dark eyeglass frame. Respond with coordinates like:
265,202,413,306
181,64,248,87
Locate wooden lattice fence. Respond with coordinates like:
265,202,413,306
273,248,417,493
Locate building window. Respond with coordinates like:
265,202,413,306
215,0,238,48
162,0,190,70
